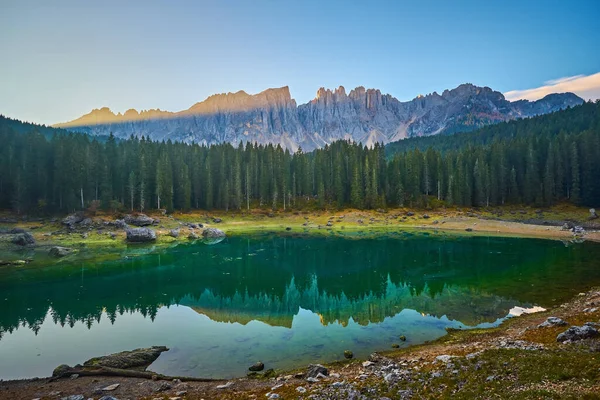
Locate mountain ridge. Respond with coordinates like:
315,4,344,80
55,84,584,150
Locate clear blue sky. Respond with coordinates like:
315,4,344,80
1,0,599,125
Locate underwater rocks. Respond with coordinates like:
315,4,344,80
202,228,225,238
249,361,265,371
49,246,75,257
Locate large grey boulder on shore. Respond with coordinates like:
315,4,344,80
557,325,599,342
62,213,85,227
126,227,156,242
201,227,225,245
9,230,36,246
124,214,155,226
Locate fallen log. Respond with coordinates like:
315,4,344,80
49,364,219,382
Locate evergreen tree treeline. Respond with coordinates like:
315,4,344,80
1,101,599,214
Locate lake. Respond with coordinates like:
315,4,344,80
1,232,599,380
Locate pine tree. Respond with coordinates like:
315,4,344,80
570,142,581,204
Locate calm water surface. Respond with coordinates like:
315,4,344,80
1,232,599,380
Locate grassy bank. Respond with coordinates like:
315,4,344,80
7,203,598,247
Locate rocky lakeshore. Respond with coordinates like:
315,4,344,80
1,288,599,400
1,205,599,266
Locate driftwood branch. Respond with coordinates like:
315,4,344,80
49,365,219,383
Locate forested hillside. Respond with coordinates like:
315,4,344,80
1,101,599,214
385,101,600,155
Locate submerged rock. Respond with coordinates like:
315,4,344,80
126,228,156,243
249,361,264,371
202,228,225,238
83,346,169,369
557,325,599,342
49,246,74,257
343,350,353,359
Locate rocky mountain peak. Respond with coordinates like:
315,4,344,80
55,83,584,150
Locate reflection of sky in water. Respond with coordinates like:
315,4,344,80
0,304,510,380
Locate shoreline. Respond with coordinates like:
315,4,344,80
1,205,600,398
1,205,599,265
1,288,599,399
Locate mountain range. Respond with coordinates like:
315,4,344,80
55,84,584,151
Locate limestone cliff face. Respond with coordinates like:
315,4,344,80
55,84,583,150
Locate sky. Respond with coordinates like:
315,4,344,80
1,0,599,125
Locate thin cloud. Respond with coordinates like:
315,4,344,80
505,72,600,102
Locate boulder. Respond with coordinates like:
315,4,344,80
188,232,199,240
169,229,180,238
62,213,84,227
212,217,223,223
80,218,93,227
52,364,72,377
124,214,155,227
572,226,585,235
249,362,265,372
562,222,574,231
83,346,169,369
61,395,84,400
126,228,156,243
202,228,225,238
11,231,35,246
557,325,599,342
538,317,568,328
590,208,598,220
306,364,328,379
49,246,74,257
422,214,430,219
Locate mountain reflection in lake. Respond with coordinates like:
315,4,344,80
1,233,599,380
